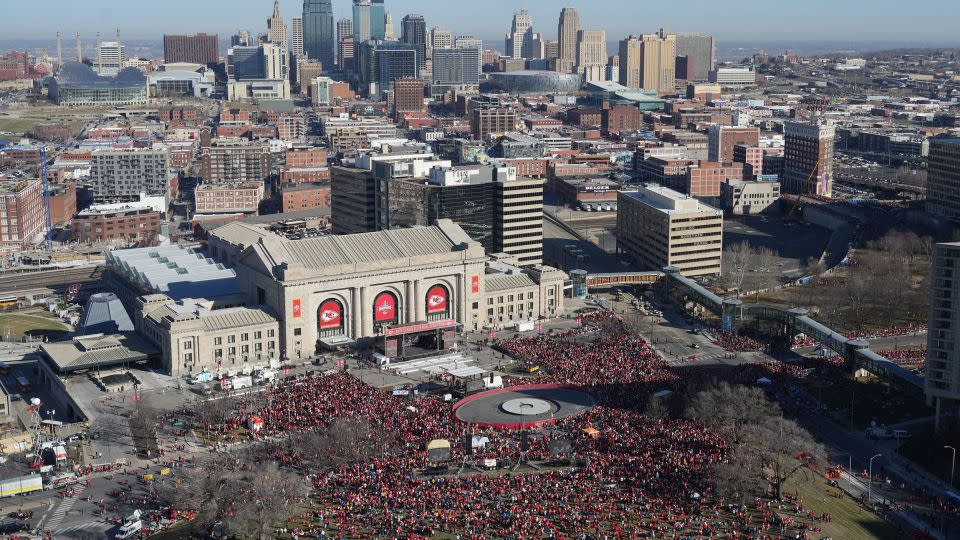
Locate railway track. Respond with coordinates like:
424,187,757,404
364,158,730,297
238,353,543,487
0,265,103,294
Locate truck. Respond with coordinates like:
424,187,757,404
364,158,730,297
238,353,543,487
116,510,143,539
191,372,213,384
255,370,276,384
0,474,43,498
514,321,535,332
231,375,253,390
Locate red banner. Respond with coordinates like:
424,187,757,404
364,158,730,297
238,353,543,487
471,275,480,294
383,319,456,337
426,285,448,314
292,298,302,319
318,300,342,330
373,292,397,322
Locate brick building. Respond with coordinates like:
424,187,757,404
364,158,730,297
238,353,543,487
707,125,760,163
602,105,643,134
471,108,517,140
71,203,162,244
49,182,77,227
163,33,219,65
567,108,602,128
685,161,746,197
393,78,425,114
201,138,271,184
732,144,765,179
0,179,44,249
159,106,199,125
280,182,331,212
194,182,264,215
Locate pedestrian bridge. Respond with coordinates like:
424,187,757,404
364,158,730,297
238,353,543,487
660,267,924,394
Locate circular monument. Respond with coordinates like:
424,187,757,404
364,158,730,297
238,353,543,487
501,398,553,416
453,384,596,429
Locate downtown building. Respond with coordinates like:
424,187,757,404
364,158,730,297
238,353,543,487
163,33,219,65
201,138,272,184
781,120,835,197
303,0,335,68
617,185,723,278
89,148,171,202
619,29,676,95
675,33,715,82
926,138,960,221
0,179,44,249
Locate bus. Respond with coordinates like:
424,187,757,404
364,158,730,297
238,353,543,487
0,296,18,309
15,376,30,393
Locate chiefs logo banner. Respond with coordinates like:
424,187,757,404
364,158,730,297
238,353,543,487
426,286,448,314
318,300,342,330
292,298,302,319
374,292,397,322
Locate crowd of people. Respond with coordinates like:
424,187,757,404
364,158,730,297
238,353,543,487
168,311,850,539
712,331,768,353
792,322,927,349
877,348,927,373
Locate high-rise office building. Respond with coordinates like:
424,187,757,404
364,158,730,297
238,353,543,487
353,0,387,44
227,42,287,80
782,120,835,197
430,26,452,53
432,47,481,86
231,30,252,47
384,12,396,40
505,10,534,59
291,17,305,58
617,185,723,278
575,30,606,82
336,18,353,65
401,15,427,64
675,33,714,82
556,7,580,74
96,37,125,76
267,0,288,52
618,29,676,95
926,242,960,429
163,34,219,65
358,40,419,92
303,0,335,68
927,138,960,220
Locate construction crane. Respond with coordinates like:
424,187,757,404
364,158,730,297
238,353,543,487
787,156,823,221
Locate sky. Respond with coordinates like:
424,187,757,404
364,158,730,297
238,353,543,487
7,0,960,45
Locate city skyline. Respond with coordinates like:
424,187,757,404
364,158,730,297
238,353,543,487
7,0,960,44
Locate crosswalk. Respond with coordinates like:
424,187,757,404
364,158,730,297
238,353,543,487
52,520,109,536
42,484,86,532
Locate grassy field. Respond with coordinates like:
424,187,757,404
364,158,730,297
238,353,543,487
783,474,905,540
0,116,86,137
0,313,69,339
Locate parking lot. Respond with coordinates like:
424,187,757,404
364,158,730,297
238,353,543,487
724,214,832,279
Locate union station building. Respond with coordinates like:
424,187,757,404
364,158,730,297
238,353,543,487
109,220,566,376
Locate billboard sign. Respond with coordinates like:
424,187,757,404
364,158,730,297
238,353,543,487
318,300,343,330
426,285,448,314
373,292,397,323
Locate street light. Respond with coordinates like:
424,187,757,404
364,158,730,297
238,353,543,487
945,446,957,489
868,453,882,504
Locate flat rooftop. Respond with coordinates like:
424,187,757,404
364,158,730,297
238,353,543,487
621,185,722,215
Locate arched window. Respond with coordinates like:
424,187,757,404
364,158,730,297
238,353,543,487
425,284,450,321
372,291,399,326
317,299,345,337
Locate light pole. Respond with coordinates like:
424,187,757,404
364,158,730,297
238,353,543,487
868,453,882,504
945,445,957,489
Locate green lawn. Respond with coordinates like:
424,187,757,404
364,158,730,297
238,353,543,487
783,475,905,540
0,313,69,339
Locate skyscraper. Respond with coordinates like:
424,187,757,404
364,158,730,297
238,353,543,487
303,0,335,68
675,33,715,82
927,138,960,220
291,17,305,58
336,19,353,66
267,0,288,52
401,15,427,64
557,7,580,74
926,242,960,430
575,30,606,82
353,0,386,44
618,29,676,95
384,13,396,40
782,120,835,197
432,47,481,86
505,10,534,59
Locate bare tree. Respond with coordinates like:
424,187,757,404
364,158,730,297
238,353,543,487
685,382,780,445
733,417,826,500
721,241,780,298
